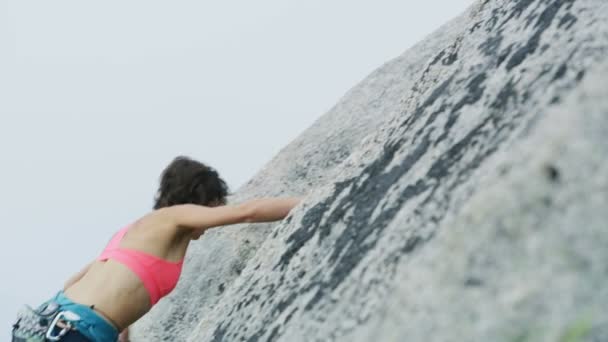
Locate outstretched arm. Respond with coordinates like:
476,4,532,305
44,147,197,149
239,197,302,223
163,197,301,231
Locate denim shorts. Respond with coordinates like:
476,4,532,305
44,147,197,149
44,291,119,342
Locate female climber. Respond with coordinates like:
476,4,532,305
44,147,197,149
11,156,301,342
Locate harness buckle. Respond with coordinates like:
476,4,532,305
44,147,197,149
45,311,81,341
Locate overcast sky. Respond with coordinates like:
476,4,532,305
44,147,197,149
0,0,474,336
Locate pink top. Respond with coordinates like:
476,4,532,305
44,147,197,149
97,226,184,305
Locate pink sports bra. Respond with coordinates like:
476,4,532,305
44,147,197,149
97,226,184,305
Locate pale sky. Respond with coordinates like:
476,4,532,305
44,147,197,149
0,0,475,337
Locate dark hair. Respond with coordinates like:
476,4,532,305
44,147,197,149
153,156,229,209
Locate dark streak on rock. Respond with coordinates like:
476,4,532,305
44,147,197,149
576,70,585,81
399,75,456,135
479,35,504,57
491,79,518,110
211,323,230,342
465,277,484,287
497,44,514,67
500,0,537,30
443,52,459,66
275,187,347,271
485,9,500,32
507,0,576,70
245,329,265,342
266,325,281,342
469,21,483,34
420,76,456,110
443,38,463,66
559,12,578,29
429,51,446,68
243,295,260,309
435,73,488,145
401,236,423,254
553,64,568,81
545,164,561,183
284,308,298,325
273,292,298,317
454,73,488,114
540,43,551,54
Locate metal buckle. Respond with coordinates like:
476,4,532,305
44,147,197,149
45,311,80,341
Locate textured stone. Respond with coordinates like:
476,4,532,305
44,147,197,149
130,4,455,341
135,0,608,341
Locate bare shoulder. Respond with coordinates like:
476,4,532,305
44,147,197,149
129,209,181,237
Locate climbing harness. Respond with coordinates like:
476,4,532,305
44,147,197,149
11,302,81,342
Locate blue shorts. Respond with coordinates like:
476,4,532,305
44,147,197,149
44,291,119,342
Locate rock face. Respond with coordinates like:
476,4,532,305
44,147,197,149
135,0,608,341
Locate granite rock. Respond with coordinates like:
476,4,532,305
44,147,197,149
135,0,608,341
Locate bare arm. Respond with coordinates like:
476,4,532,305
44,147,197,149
241,197,301,223
63,261,94,290
164,197,301,231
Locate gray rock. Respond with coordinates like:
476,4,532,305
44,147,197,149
136,0,608,341
130,2,454,341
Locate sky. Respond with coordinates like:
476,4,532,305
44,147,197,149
0,0,475,337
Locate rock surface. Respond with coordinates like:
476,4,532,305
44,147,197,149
135,0,608,341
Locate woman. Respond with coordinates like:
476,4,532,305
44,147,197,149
12,156,301,342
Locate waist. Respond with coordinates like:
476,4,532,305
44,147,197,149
50,291,119,342
89,305,122,331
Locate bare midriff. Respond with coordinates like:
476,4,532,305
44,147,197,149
88,306,121,331
64,260,154,331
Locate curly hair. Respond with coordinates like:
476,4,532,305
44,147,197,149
153,156,229,209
